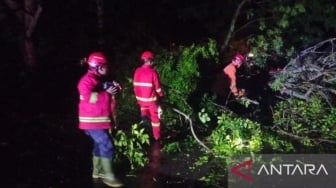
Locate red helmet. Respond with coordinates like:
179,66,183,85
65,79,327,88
234,53,245,63
141,51,154,61
87,52,107,67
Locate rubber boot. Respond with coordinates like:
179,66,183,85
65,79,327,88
100,157,124,187
92,156,105,179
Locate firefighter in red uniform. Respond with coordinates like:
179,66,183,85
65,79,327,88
223,53,245,98
133,50,164,141
77,51,123,187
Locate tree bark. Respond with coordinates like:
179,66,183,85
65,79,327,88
24,0,42,68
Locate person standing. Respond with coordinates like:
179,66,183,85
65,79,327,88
77,51,123,187
133,50,164,141
223,53,245,98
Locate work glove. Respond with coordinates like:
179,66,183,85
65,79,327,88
238,89,245,97
234,89,245,98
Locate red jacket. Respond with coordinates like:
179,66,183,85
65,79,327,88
133,64,163,106
77,70,112,130
223,62,238,94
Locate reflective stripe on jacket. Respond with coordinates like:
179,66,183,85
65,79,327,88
133,64,163,106
77,70,111,130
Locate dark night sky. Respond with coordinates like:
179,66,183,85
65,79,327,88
0,3,236,188
0,0,241,117
0,0,241,67
35,0,234,50
0,0,243,107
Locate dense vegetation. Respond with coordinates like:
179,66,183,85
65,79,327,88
110,1,336,186
2,0,336,187
114,39,336,187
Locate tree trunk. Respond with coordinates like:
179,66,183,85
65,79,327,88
3,0,42,69
220,0,249,55
96,0,105,46
24,0,42,68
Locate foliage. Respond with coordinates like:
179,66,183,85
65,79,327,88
113,39,220,173
273,95,336,150
198,108,211,124
5,0,336,187
208,112,262,157
269,38,336,104
113,123,150,169
246,0,336,67
261,128,295,153
163,136,196,153
115,77,140,124
156,38,218,114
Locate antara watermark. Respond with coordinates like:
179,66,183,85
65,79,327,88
257,163,328,176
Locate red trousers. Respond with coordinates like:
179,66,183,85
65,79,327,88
140,103,161,140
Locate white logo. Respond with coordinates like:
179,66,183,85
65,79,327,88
257,163,328,176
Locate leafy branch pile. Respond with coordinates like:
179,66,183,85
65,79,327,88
273,95,336,148
269,38,336,149
114,38,336,187
270,38,336,105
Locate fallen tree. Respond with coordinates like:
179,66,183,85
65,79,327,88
270,38,336,106
269,38,336,148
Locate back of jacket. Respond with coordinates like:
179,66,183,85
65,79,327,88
78,70,111,130
133,64,163,106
